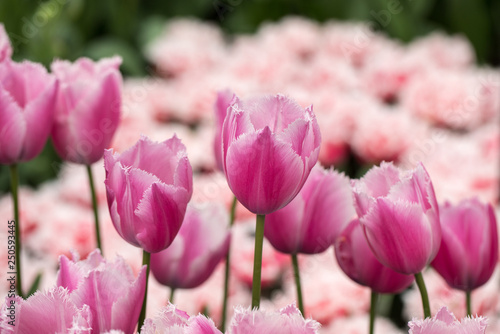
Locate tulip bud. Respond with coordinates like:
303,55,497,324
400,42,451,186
432,198,498,291
352,162,441,275
265,165,355,254
104,135,193,253
221,94,321,215
51,57,122,165
151,203,231,289
0,60,58,164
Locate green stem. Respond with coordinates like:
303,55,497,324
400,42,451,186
9,164,22,298
221,196,238,332
414,272,431,318
291,253,304,315
86,165,102,254
169,288,175,304
369,291,379,334
466,290,472,316
251,214,265,309
138,251,151,331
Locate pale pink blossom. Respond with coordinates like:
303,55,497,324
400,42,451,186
408,306,488,334
0,23,12,62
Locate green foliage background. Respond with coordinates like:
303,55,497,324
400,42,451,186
0,0,499,192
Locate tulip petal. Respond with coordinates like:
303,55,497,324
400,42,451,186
0,87,25,163
225,126,305,214
361,197,434,274
135,182,190,252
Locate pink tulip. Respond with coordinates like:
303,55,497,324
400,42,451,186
140,303,222,334
104,135,193,253
264,165,355,254
56,250,147,334
408,306,488,334
213,89,236,171
221,94,321,214
150,203,231,289
1,287,92,333
228,304,320,334
51,57,122,165
0,24,12,62
352,162,441,275
335,218,415,293
0,60,58,164
431,198,498,291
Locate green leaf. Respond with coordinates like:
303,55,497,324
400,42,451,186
26,272,43,298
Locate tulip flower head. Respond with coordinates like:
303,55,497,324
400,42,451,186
151,203,231,289
0,60,58,164
51,57,122,165
265,165,355,254
408,306,488,334
0,23,12,62
335,218,415,293
140,303,222,334
432,198,498,291
104,135,193,253
228,303,320,334
57,250,147,334
352,162,441,275
221,94,321,214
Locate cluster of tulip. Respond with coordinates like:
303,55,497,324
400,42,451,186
1,16,499,334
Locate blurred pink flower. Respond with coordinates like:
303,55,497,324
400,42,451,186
335,218,414,293
432,198,498,291
51,57,122,164
0,24,12,62
0,287,92,333
139,303,222,334
221,94,321,214
104,135,192,253
57,250,146,334
151,203,230,289
231,220,289,288
352,162,441,275
265,165,355,254
228,304,320,334
0,60,58,164
408,306,488,334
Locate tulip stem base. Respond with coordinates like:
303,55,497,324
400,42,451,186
9,164,23,298
169,288,175,304
221,196,238,332
466,291,472,316
86,165,102,254
415,272,431,318
369,291,379,334
138,251,151,331
251,214,265,309
291,253,305,315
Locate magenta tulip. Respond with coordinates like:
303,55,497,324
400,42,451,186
431,198,498,291
228,304,320,334
151,203,231,289
213,89,236,171
0,60,58,164
57,250,147,334
0,23,12,63
0,288,92,333
408,307,488,334
104,135,193,253
264,165,354,254
335,218,414,293
221,94,321,215
51,57,122,165
352,162,441,275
